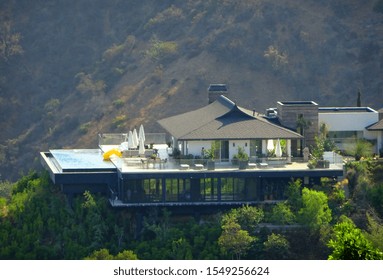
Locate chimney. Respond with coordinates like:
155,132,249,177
208,84,228,104
379,108,383,121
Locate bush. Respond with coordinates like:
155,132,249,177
264,45,288,70
44,98,60,112
112,99,124,108
79,122,92,134
75,73,106,95
348,140,373,161
112,115,127,128
146,37,178,62
145,5,184,29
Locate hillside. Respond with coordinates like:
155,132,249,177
1,0,383,181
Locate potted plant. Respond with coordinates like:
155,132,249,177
204,142,216,170
231,154,239,166
236,147,249,170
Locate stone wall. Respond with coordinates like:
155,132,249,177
277,101,319,149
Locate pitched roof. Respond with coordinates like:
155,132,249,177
158,95,302,140
367,119,383,131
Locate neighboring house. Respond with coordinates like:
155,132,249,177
318,107,381,155
366,108,383,156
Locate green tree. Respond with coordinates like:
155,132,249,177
230,204,264,232
114,250,139,260
328,217,383,260
170,238,193,260
298,188,332,231
84,248,114,260
218,215,255,259
370,162,383,184
0,197,6,217
0,180,12,200
364,213,383,252
85,248,138,260
285,179,303,212
367,184,383,217
263,233,291,260
270,202,296,225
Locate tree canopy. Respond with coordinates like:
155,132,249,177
328,217,383,260
298,187,332,231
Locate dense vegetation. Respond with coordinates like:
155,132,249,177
1,160,383,260
1,0,383,181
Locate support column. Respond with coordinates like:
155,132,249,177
217,178,222,201
262,139,267,156
287,139,291,163
162,179,166,202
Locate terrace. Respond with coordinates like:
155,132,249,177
40,132,344,209
93,133,344,208
98,133,343,174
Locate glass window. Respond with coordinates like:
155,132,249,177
221,177,234,200
166,179,179,202
250,140,262,157
213,140,221,160
234,178,245,200
143,179,162,202
201,178,218,201
328,131,363,139
128,179,145,202
178,179,190,201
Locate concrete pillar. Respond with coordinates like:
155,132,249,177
287,139,291,163
262,139,267,156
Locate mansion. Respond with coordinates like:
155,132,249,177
40,85,382,210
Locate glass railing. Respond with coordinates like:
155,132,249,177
98,133,167,147
116,157,311,172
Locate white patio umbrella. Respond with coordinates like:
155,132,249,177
267,139,274,152
132,128,139,148
138,124,145,142
138,137,145,156
128,131,135,149
275,139,282,157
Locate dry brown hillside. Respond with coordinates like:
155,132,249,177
0,0,383,181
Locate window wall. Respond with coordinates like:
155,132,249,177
221,178,246,201
143,179,162,202
121,175,292,204
200,178,219,201
165,178,190,202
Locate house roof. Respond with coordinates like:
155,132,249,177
158,95,303,140
367,119,383,131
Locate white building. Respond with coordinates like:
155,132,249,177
318,107,382,155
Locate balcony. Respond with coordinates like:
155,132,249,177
98,133,345,176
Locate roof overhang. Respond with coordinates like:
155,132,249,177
158,95,303,141
366,119,383,131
